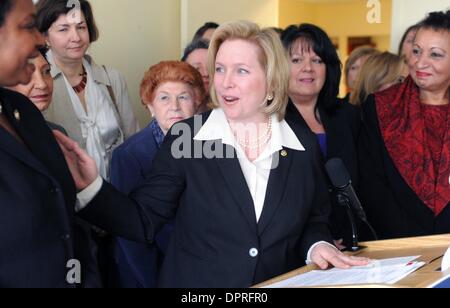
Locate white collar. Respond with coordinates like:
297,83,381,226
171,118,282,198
194,108,305,152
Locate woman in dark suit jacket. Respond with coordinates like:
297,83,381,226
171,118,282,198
0,0,103,288
358,11,450,240
57,21,367,288
282,24,362,248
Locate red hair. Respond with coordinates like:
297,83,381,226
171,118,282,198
140,61,206,107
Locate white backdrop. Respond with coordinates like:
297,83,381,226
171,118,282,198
391,0,450,52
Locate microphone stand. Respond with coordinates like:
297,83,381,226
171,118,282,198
335,193,362,252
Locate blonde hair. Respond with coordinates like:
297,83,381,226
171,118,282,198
344,46,380,88
208,20,290,120
350,52,406,106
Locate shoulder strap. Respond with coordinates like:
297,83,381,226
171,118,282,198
102,65,117,107
102,65,124,135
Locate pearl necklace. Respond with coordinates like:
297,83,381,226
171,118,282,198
235,118,272,149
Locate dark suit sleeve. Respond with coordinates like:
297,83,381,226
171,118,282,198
299,139,333,258
358,95,401,239
346,102,362,188
78,132,185,243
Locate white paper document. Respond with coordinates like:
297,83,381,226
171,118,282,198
264,256,425,288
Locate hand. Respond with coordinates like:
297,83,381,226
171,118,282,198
53,130,99,191
311,243,370,270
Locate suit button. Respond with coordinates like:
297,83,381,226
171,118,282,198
61,234,70,241
249,248,259,258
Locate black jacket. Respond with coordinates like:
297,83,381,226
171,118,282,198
358,95,450,240
285,100,362,245
0,88,101,288
79,112,333,288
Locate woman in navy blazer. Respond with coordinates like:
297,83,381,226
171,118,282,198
57,21,368,288
0,0,102,287
109,61,206,288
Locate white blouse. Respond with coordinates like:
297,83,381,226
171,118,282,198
62,58,121,180
194,108,305,222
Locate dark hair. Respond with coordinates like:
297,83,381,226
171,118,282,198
38,45,50,64
181,39,209,62
417,10,450,32
282,23,342,115
281,25,297,38
192,22,219,42
0,0,13,27
398,24,419,55
36,0,99,42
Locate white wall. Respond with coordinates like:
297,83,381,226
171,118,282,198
391,0,449,52
89,0,181,128
181,0,279,51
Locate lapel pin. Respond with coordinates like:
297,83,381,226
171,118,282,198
14,110,21,122
281,150,288,157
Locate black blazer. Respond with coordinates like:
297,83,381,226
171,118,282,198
285,100,361,244
0,88,100,288
80,112,333,288
358,95,450,240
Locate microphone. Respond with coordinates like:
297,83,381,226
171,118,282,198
325,158,378,249
325,158,367,222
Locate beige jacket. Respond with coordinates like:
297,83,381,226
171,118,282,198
44,53,139,150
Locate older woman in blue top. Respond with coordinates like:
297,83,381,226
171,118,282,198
109,61,206,288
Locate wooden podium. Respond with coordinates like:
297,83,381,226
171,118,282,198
256,234,450,288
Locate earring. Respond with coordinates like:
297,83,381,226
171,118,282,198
267,95,274,101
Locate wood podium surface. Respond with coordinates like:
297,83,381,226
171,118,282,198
256,234,450,288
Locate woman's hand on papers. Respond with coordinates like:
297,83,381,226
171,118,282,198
311,243,370,270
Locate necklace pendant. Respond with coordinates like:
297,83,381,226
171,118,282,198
73,67,87,93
